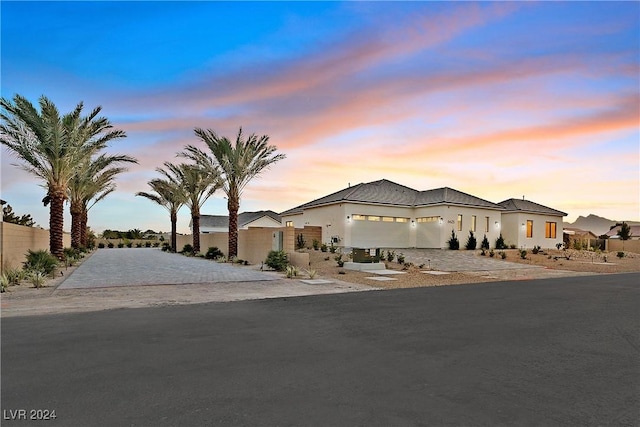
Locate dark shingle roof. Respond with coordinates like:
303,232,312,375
200,210,281,228
498,199,567,217
280,179,504,215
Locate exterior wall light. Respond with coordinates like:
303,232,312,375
411,220,416,227
438,217,444,225
347,215,351,223
494,221,500,229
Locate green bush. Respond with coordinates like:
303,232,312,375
145,241,152,248
386,250,396,262
335,253,344,267
447,230,460,250
397,253,405,264
181,244,193,254
23,249,58,275
532,245,541,254
153,242,160,248
296,234,306,250
500,251,507,259
617,251,625,259
107,242,114,248
495,234,506,250
481,235,490,250
0,274,8,293
329,244,337,253
265,250,288,271
312,239,320,250
320,243,328,252
98,243,105,249
117,243,124,248
161,242,171,252
465,231,477,250
205,247,224,260
520,250,527,259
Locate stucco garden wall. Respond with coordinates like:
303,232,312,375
0,222,71,272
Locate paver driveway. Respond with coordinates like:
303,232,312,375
57,248,277,289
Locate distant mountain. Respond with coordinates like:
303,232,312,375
564,214,640,236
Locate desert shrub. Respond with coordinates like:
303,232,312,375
145,242,152,247
509,244,517,249
312,239,320,250
495,234,506,250
0,274,8,293
335,253,344,267
532,245,541,254
4,268,25,285
397,253,405,264
296,234,306,250
520,250,527,259
465,231,477,250
127,242,133,248
153,242,160,248
556,243,563,250
500,251,507,259
30,271,47,288
136,243,142,248
305,269,317,279
181,244,194,254
386,250,396,262
489,249,495,258
108,242,114,248
161,242,171,252
98,243,105,249
320,243,328,252
481,235,490,250
286,265,300,278
329,244,337,253
480,248,486,256
447,230,460,250
617,251,625,259
117,243,124,248
205,247,224,260
24,250,58,275
265,250,288,271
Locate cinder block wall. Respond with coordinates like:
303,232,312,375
0,222,71,272
606,239,640,254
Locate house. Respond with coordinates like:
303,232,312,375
194,210,282,233
604,224,640,240
280,179,505,249
280,179,567,250
497,198,566,249
563,227,599,249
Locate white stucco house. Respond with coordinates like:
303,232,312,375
194,210,282,233
280,179,566,250
497,199,567,249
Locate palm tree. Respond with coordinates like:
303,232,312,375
0,95,125,259
136,178,186,252
160,162,221,253
68,153,137,248
182,127,285,258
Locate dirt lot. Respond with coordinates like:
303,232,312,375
302,248,640,290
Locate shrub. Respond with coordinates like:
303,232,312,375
265,250,288,271
181,244,193,254
30,271,47,288
465,231,477,250
4,268,25,285
556,243,563,250
136,243,143,248
509,244,517,249
520,250,527,259
481,235,490,250
495,234,506,250
447,230,460,250
312,239,320,250
329,244,337,253
286,265,300,278
127,242,133,248
500,251,507,259
617,251,625,259
320,243,328,252
480,248,486,256
145,242,152,248
117,243,124,248
386,250,395,262
161,242,171,252
23,250,58,275
305,269,317,279
296,234,306,250
0,274,8,293
108,242,114,248
532,245,541,254
153,242,160,248
205,247,224,260
334,253,344,267
489,249,495,258
397,253,405,264
98,243,105,249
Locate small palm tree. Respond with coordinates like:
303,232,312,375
160,162,221,253
136,178,186,252
182,127,285,258
68,153,137,248
1,95,125,259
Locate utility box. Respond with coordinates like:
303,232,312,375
352,248,380,263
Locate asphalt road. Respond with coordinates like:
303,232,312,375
2,273,639,426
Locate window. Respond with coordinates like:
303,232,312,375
457,215,463,231
471,215,477,232
526,220,533,238
545,222,557,238
395,217,409,223
382,216,394,222
285,221,293,227
367,216,380,222
416,216,438,223
485,217,490,233
352,215,366,221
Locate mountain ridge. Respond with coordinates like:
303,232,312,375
564,214,640,236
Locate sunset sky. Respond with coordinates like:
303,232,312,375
2,1,639,234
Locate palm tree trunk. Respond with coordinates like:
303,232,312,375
192,211,201,253
80,208,88,248
49,191,65,260
228,198,239,259
170,210,178,252
70,201,82,249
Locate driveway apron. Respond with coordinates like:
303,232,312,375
57,248,277,289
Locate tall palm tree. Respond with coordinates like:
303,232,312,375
0,95,125,259
182,127,285,258
160,162,221,253
136,178,186,252
68,153,137,248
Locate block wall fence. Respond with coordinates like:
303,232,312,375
0,222,71,272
